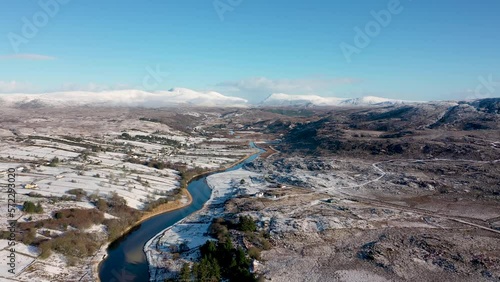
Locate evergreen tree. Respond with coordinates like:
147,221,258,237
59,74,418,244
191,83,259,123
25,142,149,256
239,216,257,232
23,201,36,213
34,202,44,213
236,247,250,268
179,263,191,282
194,257,221,282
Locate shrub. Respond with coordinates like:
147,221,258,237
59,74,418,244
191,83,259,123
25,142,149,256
94,198,108,212
104,219,126,241
38,241,52,259
179,263,191,281
21,228,36,245
261,238,272,250
18,208,104,233
209,220,229,241
107,192,127,208
35,202,43,213
66,189,87,200
239,216,256,232
23,201,43,213
48,157,60,167
248,247,261,260
66,256,78,267
50,231,100,258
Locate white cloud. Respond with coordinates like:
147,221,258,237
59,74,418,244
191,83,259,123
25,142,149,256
0,54,56,61
0,81,35,93
215,76,360,102
54,82,131,92
0,81,133,94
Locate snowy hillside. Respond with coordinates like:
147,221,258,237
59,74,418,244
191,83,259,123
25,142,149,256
0,89,425,108
262,93,418,107
261,93,346,106
0,88,249,108
339,96,416,106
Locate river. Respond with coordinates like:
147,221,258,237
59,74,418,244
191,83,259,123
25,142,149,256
98,142,264,282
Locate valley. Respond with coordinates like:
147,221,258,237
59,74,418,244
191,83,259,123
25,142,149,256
0,98,498,281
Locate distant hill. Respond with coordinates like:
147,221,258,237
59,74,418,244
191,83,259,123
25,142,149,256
261,93,419,107
277,99,499,160
0,88,249,108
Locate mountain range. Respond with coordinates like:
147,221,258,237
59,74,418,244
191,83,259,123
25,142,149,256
261,93,418,107
0,88,248,108
0,88,439,108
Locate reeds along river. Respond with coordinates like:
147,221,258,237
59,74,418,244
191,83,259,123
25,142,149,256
98,142,264,282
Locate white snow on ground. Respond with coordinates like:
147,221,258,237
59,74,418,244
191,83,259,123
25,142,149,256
12,243,40,257
0,108,264,282
29,139,87,152
0,162,25,171
0,146,80,161
121,162,177,175
167,155,236,169
145,169,264,281
0,249,35,280
14,252,95,282
334,270,391,282
4,160,180,210
0,241,39,281
0,129,14,137
84,224,107,234
116,139,165,151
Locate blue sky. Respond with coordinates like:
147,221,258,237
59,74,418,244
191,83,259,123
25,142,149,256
0,0,499,102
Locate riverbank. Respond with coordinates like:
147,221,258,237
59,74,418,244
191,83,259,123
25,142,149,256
90,189,193,282
92,149,259,282
144,156,265,280
142,142,266,280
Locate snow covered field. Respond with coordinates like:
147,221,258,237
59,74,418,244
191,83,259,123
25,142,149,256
0,158,180,210
0,242,38,281
0,107,258,281
0,145,80,161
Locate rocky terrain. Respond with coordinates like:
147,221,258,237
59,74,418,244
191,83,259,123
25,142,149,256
215,99,500,282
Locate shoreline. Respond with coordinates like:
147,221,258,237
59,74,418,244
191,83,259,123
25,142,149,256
92,148,258,282
144,145,265,281
90,189,193,282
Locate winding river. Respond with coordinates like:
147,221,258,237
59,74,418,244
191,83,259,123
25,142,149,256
98,142,264,282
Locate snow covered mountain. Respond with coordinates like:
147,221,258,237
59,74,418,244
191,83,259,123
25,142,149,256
0,89,423,108
261,93,346,107
262,93,417,107
338,96,408,106
0,88,249,108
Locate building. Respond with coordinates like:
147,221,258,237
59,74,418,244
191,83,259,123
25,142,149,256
24,183,38,189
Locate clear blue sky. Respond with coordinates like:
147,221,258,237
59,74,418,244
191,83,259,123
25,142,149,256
1,0,499,102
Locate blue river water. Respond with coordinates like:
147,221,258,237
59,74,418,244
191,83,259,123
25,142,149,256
98,142,263,282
